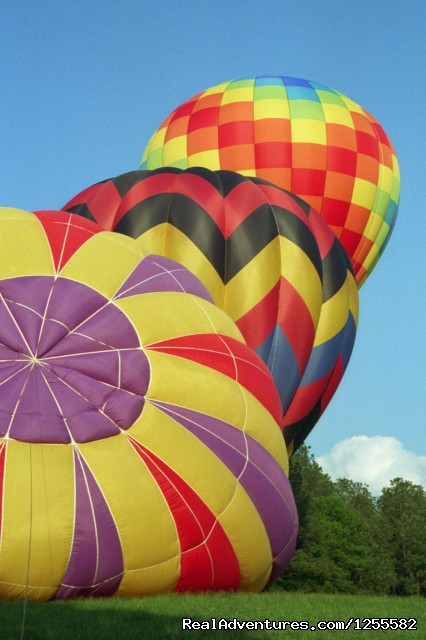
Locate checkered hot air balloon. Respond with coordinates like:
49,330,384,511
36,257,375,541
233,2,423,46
140,76,400,286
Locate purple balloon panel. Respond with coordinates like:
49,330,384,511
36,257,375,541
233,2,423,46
0,276,150,443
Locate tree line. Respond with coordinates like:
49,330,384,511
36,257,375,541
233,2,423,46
275,446,426,596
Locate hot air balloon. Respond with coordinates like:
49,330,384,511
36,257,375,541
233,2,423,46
0,207,297,600
140,76,400,285
62,168,359,454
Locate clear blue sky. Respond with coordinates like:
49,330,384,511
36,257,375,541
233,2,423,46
1,0,425,490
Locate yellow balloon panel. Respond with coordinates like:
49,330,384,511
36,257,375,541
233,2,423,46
0,208,53,280
0,441,74,599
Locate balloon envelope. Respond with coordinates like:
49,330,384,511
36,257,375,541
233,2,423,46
63,168,359,454
0,208,297,599
140,76,400,286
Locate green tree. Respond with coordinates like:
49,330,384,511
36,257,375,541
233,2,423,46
276,449,426,596
287,444,333,529
279,447,374,593
334,478,395,593
286,493,366,593
277,445,333,591
378,478,426,595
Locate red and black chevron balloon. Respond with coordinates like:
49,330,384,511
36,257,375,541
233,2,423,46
63,167,359,454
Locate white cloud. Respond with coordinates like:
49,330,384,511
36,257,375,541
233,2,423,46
316,436,426,495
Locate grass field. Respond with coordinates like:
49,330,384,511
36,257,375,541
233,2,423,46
1,591,424,640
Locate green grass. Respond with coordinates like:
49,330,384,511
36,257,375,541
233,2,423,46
1,592,424,640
